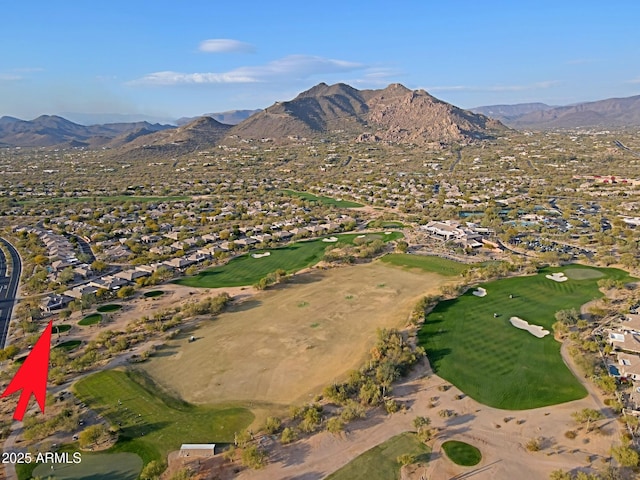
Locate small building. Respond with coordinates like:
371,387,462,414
179,444,216,457
40,294,73,312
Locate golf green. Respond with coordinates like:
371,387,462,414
54,340,82,351
32,452,142,480
143,290,165,298
97,304,122,313
52,324,72,334
442,440,481,466
176,232,402,288
79,314,102,326
419,265,634,410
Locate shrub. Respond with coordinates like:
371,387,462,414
140,460,167,480
281,427,297,444
526,437,541,452
241,445,267,469
263,416,282,435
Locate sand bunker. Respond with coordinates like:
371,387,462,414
251,252,272,259
385,231,393,235
546,272,568,282
356,235,366,238
510,316,550,338
322,237,339,243
472,287,487,297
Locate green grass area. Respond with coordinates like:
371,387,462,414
419,265,635,409
143,290,165,298
381,253,474,277
367,220,406,229
326,432,430,480
79,313,102,326
442,440,482,466
73,370,253,465
280,189,364,208
97,304,122,313
175,233,402,288
54,340,82,351
52,324,72,334
564,268,605,280
32,452,142,480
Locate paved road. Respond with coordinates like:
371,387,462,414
66,233,96,263
0,237,22,349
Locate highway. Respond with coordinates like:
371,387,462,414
0,237,21,349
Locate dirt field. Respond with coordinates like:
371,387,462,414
235,357,621,480
141,262,450,407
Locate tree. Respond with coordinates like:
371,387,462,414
326,417,345,434
58,267,75,284
555,308,580,326
117,285,135,299
397,454,416,466
611,444,639,467
572,408,604,432
263,416,282,435
280,427,297,444
91,260,108,273
0,344,20,361
78,424,107,448
140,460,166,480
241,445,267,469
396,240,409,253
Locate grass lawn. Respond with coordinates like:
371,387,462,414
144,262,448,406
31,452,142,480
280,189,364,208
54,340,81,351
325,432,430,480
143,290,165,298
442,440,482,466
52,324,72,334
73,369,253,465
97,304,122,313
381,253,475,277
367,220,406,229
79,313,102,326
175,233,402,288
419,265,635,409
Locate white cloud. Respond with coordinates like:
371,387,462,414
627,77,640,84
130,55,366,86
427,81,558,93
199,39,255,53
0,73,22,81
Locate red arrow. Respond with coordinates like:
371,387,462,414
1,321,53,421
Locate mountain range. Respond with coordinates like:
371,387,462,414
0,83,505,150
3,84,640,151
230,82,505,145
0,115,173,148
472,95,640,129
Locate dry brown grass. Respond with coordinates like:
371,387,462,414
141,262,450,407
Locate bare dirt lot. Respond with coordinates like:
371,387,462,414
141,262,450,407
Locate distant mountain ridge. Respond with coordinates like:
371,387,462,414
473,96,640,129
176,109,261,126
471,103,555,122
230,82,507,145
0,115,173,148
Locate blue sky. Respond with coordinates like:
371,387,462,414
2,1,639,122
